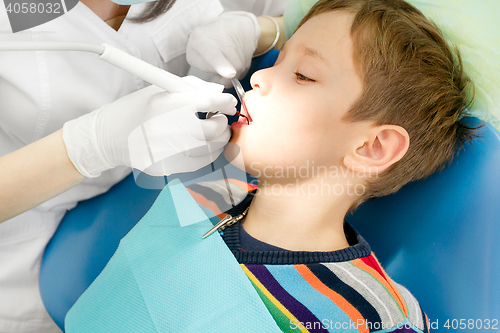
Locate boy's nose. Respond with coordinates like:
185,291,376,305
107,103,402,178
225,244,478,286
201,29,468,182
249,68,273,95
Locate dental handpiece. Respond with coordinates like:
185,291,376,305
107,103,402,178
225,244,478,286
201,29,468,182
0,42,196,92
0,42,248,120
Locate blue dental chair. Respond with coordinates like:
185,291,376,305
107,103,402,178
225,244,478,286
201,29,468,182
40,50,500,332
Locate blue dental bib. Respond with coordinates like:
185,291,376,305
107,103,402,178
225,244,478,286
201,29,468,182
65,179,280,332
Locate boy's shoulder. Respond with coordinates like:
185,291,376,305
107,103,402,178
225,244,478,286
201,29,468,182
392,280,431,332
240,253,429,333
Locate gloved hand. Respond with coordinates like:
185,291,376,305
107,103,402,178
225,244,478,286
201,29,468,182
186,11,261,87
63,76,237,178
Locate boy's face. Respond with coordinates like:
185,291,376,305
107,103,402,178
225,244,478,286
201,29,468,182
230,11,366,179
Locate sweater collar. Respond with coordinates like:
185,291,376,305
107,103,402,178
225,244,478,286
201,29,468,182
221,193,372,265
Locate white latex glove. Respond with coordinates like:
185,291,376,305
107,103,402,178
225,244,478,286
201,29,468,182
186,11,261,87
63,76,237,178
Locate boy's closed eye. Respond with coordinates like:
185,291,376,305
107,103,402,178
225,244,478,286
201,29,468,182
295,72,316,82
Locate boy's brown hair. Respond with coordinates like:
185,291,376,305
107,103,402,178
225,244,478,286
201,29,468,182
299,0,478,208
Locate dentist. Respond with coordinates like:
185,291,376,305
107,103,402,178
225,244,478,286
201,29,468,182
0,0,284,331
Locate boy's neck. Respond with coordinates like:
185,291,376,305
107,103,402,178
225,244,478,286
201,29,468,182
241,180,352,252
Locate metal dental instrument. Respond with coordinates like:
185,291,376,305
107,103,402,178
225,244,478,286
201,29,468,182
230,78,253,125
202,207,249,239
206,78,252,122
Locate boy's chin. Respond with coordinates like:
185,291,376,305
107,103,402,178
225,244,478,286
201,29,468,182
228,125,248,151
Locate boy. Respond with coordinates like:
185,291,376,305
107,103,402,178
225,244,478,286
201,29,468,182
219,0,474,331
66,0,476,331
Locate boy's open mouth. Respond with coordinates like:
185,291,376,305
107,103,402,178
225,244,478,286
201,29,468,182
231,114,250,128
239,98,252,124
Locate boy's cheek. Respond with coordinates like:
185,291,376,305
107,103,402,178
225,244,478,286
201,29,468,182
246,91,290,116
245,93,317,136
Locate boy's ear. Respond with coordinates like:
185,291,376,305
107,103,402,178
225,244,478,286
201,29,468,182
343,125,409,174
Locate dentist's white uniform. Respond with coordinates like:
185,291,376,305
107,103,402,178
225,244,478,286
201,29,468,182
0,0,224,331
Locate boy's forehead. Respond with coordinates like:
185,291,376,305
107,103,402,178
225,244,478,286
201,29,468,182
296,10,355,38
287,11,357,66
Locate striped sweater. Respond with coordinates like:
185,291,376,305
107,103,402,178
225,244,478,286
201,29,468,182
224,221,428,333
188,180,429,333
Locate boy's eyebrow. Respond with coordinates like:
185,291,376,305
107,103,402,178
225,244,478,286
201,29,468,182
280,42,330,68
300,45,329,67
